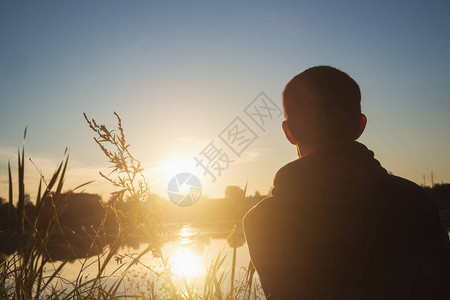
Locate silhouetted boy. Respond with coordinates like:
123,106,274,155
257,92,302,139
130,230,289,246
244,66,450,299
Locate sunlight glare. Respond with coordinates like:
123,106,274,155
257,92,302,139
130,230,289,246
170,248,202,279
178,225,199,245
160,157,199,182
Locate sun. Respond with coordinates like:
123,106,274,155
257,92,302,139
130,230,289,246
169,248,202,279
159,156,199,182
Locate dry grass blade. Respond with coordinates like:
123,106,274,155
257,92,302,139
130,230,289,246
8,160,13,237
229,181,248,299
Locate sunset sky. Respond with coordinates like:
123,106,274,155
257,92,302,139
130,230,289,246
1,1,449,202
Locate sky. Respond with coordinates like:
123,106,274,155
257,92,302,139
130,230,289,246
1,0,449,202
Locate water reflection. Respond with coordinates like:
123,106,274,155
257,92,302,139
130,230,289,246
160,223,247,284
0,222,254,297
0,222,246,263
178,224,200,246
167,225,203,280
170,247,202,279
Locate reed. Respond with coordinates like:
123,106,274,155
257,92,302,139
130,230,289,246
0,115,263,299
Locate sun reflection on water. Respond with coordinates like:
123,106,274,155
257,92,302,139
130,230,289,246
170,248,202,279
169,225,203,280
179,225,197,246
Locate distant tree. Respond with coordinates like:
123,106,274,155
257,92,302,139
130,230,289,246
0,197,5,206
224,186,244,204
254,191,261,197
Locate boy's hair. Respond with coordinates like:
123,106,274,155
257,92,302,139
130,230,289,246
283,66,361,140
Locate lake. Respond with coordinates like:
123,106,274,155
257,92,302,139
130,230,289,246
42,222,263,298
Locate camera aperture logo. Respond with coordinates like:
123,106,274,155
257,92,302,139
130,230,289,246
167,173,202,207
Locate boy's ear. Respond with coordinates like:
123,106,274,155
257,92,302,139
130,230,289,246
354,114,367,140
282,120,297,145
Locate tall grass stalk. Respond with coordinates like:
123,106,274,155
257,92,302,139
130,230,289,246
1,129,73,298
229,181,248,299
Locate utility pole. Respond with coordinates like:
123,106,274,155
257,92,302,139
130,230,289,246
431,172,434,187
423,174,426,187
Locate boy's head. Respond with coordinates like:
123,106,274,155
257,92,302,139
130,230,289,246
282,66,367,157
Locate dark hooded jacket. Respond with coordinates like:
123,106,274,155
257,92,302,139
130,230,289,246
244,141,449,299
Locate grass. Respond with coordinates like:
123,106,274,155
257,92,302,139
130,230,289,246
0,114,263,299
